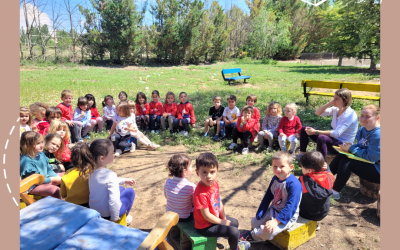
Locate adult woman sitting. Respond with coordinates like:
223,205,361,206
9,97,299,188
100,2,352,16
298,88,358,160
329,104,380,199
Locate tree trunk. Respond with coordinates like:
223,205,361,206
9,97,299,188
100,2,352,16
338,56,343,67
69,14,76,61
20,41,24,60
369,56,376,70
23,0,34,59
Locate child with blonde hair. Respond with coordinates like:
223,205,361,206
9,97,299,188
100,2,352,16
29,102,50,131
48,120,73,171
20,131,62,198
20,107,33,136
256,102,282,152
164,154,196,222
57,90,80,143
43,133,65,173
277,103,302,156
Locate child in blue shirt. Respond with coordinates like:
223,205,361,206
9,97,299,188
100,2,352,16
240,151,302,242
72,97,92,141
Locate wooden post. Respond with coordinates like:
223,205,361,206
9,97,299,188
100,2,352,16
359,177,380,199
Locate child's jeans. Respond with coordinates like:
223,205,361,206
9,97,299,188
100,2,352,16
161,116,175,130
278,134,298,151
74,121,92,137
250,207,298,241
173,118,190,132
150,115,161,130
220,121,236,137
136,115,150,131
102,186,135,220
69,123,80,143
105,119,114,131
124,137,138,151
110,132,131,152
232,129,252,148
89,117,104,133
197,216,240,250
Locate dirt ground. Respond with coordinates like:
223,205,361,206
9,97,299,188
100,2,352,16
112,144,380,250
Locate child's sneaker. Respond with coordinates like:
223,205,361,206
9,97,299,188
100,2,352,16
126,215,133,226
152,143,160,148
288,150,296,157
254,136,258,143
179,131,185,135
212,135,219,141
79,138,84,142
130,143,136,153
147,144,156,150
240,231,255,242
204,133,208,137
229,143,238,149
114,149,122,156
242,148,249,155
83,135,90,139
151,130,155,134
238,241,251,250
331,191,340,200
316,221,320,231
182,131,188,136
267,146,273,152
170,130,174,134
155,130,159,134
255,146,263,152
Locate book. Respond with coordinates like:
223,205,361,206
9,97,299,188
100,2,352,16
332,146,374,164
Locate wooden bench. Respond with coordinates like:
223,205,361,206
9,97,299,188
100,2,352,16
271,217,317,250
301,80,380,106
222,68,251,84
168,220,217,250
359,177,380,200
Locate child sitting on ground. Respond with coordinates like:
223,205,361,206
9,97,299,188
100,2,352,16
164,154,196,222
88,139,136,225
57,90,80,143
229,106,257,155
73,96,92,141
256,102,282,152
245,95,260,142
204,95,224,137
240,151,302,242
30,102,50,131
278,103,302,156
161,91,177,133
149,90,163,134
60,142,92,208
20,107,33,136
102,95,117,132
213,95,240,140
37,107,62,135
194,152,250,250
43,133,65,173
85,94,103,133
174,92,196,136
20,131,62,199
48,120,73,171
127,100,159,152
298,151,334,230
118,91,128,104
135,92,150,133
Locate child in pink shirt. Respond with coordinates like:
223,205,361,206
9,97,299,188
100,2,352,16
278,103,302,155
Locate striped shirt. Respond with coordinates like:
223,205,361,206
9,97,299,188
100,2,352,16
164,176,196,219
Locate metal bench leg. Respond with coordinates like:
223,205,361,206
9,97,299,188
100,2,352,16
244,79,247,83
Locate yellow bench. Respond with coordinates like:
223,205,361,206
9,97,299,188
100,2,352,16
301,80,380,106
271,217,317,250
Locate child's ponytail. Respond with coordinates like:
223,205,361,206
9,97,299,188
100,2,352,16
71,142,96,178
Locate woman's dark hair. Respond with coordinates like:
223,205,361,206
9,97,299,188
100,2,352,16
167,154,192,177
119,91,128,100
196,152,218,171
102,95,114,107
71,142,96,178
44,133,65,161
135,92,147,104
85,94,96,108
299,151,325,172
77,97,89,110
151,90,160,97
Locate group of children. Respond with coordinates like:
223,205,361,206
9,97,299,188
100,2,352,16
205,94,301,155
164,150,334,250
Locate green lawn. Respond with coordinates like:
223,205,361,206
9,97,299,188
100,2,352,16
20,61,380,168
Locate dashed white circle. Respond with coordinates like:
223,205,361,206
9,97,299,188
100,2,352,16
3,117,19,206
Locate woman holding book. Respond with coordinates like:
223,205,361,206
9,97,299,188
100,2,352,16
329,104,380,200
298,89,358,160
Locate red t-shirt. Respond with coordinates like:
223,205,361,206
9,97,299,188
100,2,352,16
193,181,220,229
57,103,73,121
90,107,100,120
278,116,302,136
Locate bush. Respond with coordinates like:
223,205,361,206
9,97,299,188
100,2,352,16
261,58,278,65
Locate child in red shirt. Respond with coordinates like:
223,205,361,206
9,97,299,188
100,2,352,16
37,107,62,136
278,103,302,156
135,92,150,133
149,90,163,133
229,106,258,155
245,94,260,131
161,91,177,133
56,90,80,143
173,92,196,136
193,153,250,250
85,94,103,133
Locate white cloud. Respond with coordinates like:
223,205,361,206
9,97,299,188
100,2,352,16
20,3,52,30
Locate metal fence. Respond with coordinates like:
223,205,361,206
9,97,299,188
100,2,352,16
299,52,374,67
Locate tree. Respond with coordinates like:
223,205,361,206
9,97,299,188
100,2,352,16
209,1,230,61
247,6,291,59
62,0,80,61
22,0,37,59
